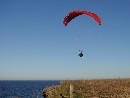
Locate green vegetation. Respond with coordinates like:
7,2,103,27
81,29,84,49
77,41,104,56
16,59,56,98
43,78,130,98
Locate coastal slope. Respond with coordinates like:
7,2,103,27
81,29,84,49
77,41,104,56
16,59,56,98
42,78,130,98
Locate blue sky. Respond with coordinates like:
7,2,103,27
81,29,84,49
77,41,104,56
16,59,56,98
0,0,130,80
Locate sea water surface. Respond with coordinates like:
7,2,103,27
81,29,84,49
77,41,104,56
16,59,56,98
0,80,60,98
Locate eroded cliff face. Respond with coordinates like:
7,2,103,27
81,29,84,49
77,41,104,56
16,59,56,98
42,79,130,98
43,81,70,98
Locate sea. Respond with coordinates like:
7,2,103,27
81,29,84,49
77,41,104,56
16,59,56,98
0,80,61,98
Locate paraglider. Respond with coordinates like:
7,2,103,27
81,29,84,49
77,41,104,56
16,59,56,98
63,10,101,57
63,10,101,26
78,50,83,57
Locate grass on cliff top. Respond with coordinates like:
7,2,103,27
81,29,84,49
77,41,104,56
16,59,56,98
43,78,130,98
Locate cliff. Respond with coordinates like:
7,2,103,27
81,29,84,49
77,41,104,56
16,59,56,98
42,78,130,98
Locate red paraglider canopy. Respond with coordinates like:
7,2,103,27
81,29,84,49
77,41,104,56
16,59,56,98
63,10,101,26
